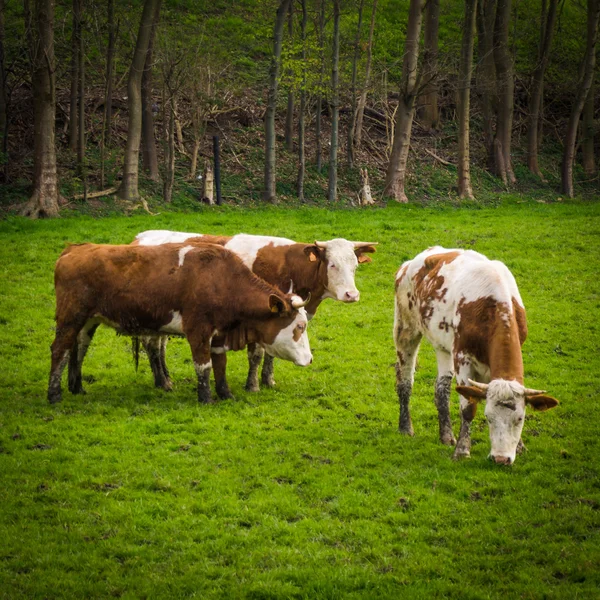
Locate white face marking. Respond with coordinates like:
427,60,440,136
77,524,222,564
178,245,194,266
224,234,295,270
483,380,527,464
160,311,183,334
321,239,360,303
262,308,312,366
136,230,203,246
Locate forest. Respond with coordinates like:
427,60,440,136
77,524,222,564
0,0,599,216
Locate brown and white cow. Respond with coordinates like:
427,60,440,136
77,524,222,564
394,246,558,465
133,230,377,397
48,242,312,404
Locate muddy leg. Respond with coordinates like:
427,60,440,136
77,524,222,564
212,351,233,400
144,337,172,391
395,340,421,436
453,366,479,459
48,325,81,404
187,329,214,404
434,350,456,446
261,354,276,388
68,322,98,394
159,336,171,383
245,343,264,392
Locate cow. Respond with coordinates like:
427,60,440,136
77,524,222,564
48,242,312,405
133,230,377,398
394,246,558,465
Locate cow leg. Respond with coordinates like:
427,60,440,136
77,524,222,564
434,350,456,446
212,351,233,400
48,323,84,404
394,335,422,436
261,354,276,388
453,366,478,459
245,343,264,392
187,330,214,404
159,336,171,383
68,322,98,394
144,336,172,391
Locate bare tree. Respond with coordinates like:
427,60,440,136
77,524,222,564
347,0,365,168
315,0,325,171
493,0,516,185
383,0,424,202
354,0,377,150
418,0,440,130
118,0,162,202
457,0,478,199
582,81,596,176
100,0,116,188
285,1,294,152
264,0,290,203
77,2,85,176
527,0,558,180
476,0,496,170
562,0,600,197
297,0,307,201
0,0,7,176
328,0,340,201
68,0,81,152
141,1,160,181
21,0,61,218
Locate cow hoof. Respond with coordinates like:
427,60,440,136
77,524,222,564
261,377,276,388
245,382,260,393
452,449,471,460
399,426,415,437
440,434,457,446
516,440,526,454
216,385,234,400
48,394,62,405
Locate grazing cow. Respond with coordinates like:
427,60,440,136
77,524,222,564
134,230,377,397
48,242,312,404
394,246,558,465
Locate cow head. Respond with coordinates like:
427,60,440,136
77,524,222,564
262,294,313,366
307,239,377,303
456,379,558,465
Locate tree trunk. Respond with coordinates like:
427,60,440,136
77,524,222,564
418,0,440,130
285,1,294,152
21,0,60,218
347,0,364,168
264,0,290,203
328,0,340,202
118,0,161,201
0,0,7,181
457,0,478,199
582,81,596,176
355,0,377,150
77,3,85,176
141,0,160,182
315,0,325,171
383,0,423,202
163,98,175,203
68,0,80,152
297,0,307,201
562,0,600,197
527,0,558,180
493,0,515,185
104,0,115,147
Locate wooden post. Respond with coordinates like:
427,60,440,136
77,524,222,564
213,135,222,205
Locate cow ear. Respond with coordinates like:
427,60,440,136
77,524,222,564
269,294,286,314
456,385,487,401
525,394,559,411
304,246,321,263
355,245,377,257
357,254,372,264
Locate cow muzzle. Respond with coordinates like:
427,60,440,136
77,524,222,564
343,290,360,302
490,454,513,466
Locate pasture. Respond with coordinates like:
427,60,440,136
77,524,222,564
0,200,599,599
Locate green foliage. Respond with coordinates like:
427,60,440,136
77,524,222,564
1,202,600,597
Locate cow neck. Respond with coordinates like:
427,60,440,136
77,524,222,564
487,307,524,383
220,325,260,352
283,245,327,302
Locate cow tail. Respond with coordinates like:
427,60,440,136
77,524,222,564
132,336,140,371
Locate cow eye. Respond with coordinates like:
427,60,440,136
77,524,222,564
330,263,336,269
297,324,305,333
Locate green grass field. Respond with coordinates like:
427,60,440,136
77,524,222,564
1,200,599,599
